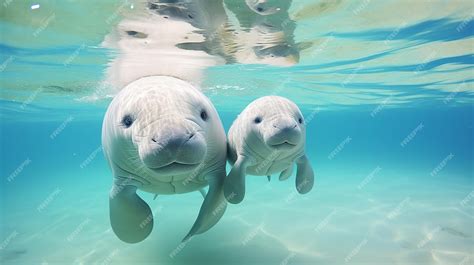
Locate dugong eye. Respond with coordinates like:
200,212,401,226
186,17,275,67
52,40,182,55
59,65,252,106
121,115,134,128
200,110,208,121
254,116,262,124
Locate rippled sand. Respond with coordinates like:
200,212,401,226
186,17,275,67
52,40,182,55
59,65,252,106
1,162,473,265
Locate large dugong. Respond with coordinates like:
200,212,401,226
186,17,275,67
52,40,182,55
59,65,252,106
102,76,227,243
224,96,314,204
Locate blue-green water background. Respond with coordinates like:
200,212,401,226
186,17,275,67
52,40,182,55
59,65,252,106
1,0,474,264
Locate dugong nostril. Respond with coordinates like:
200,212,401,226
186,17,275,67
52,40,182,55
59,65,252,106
273,122,297,130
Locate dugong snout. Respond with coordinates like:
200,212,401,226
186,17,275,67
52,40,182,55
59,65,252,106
264,116,301,149
138,123,207,174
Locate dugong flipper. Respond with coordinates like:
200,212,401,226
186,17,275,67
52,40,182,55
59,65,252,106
109,184,153,243
184,172,227,241
296,155,314,194
225,96,314,204
224,155,252,204
279,164,294,181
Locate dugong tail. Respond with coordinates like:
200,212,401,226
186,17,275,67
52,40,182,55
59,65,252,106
182,173,227,241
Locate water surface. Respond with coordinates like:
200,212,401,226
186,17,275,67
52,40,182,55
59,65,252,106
1,1,473,264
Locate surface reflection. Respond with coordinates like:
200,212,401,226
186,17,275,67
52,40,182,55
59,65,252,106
103,0,302,89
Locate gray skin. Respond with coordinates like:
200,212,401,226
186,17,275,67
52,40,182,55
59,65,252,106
102,76,227,243
224,96,314,204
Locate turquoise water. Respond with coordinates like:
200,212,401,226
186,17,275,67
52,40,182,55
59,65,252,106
1,1,474,265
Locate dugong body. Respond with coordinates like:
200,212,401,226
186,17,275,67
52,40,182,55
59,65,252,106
102,76,227,243
224,96,314,204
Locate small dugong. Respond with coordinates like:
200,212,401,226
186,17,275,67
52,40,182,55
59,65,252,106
102,76,227,243
224,96,314,204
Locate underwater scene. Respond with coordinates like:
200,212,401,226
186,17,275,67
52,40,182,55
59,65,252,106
1,0,473,264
